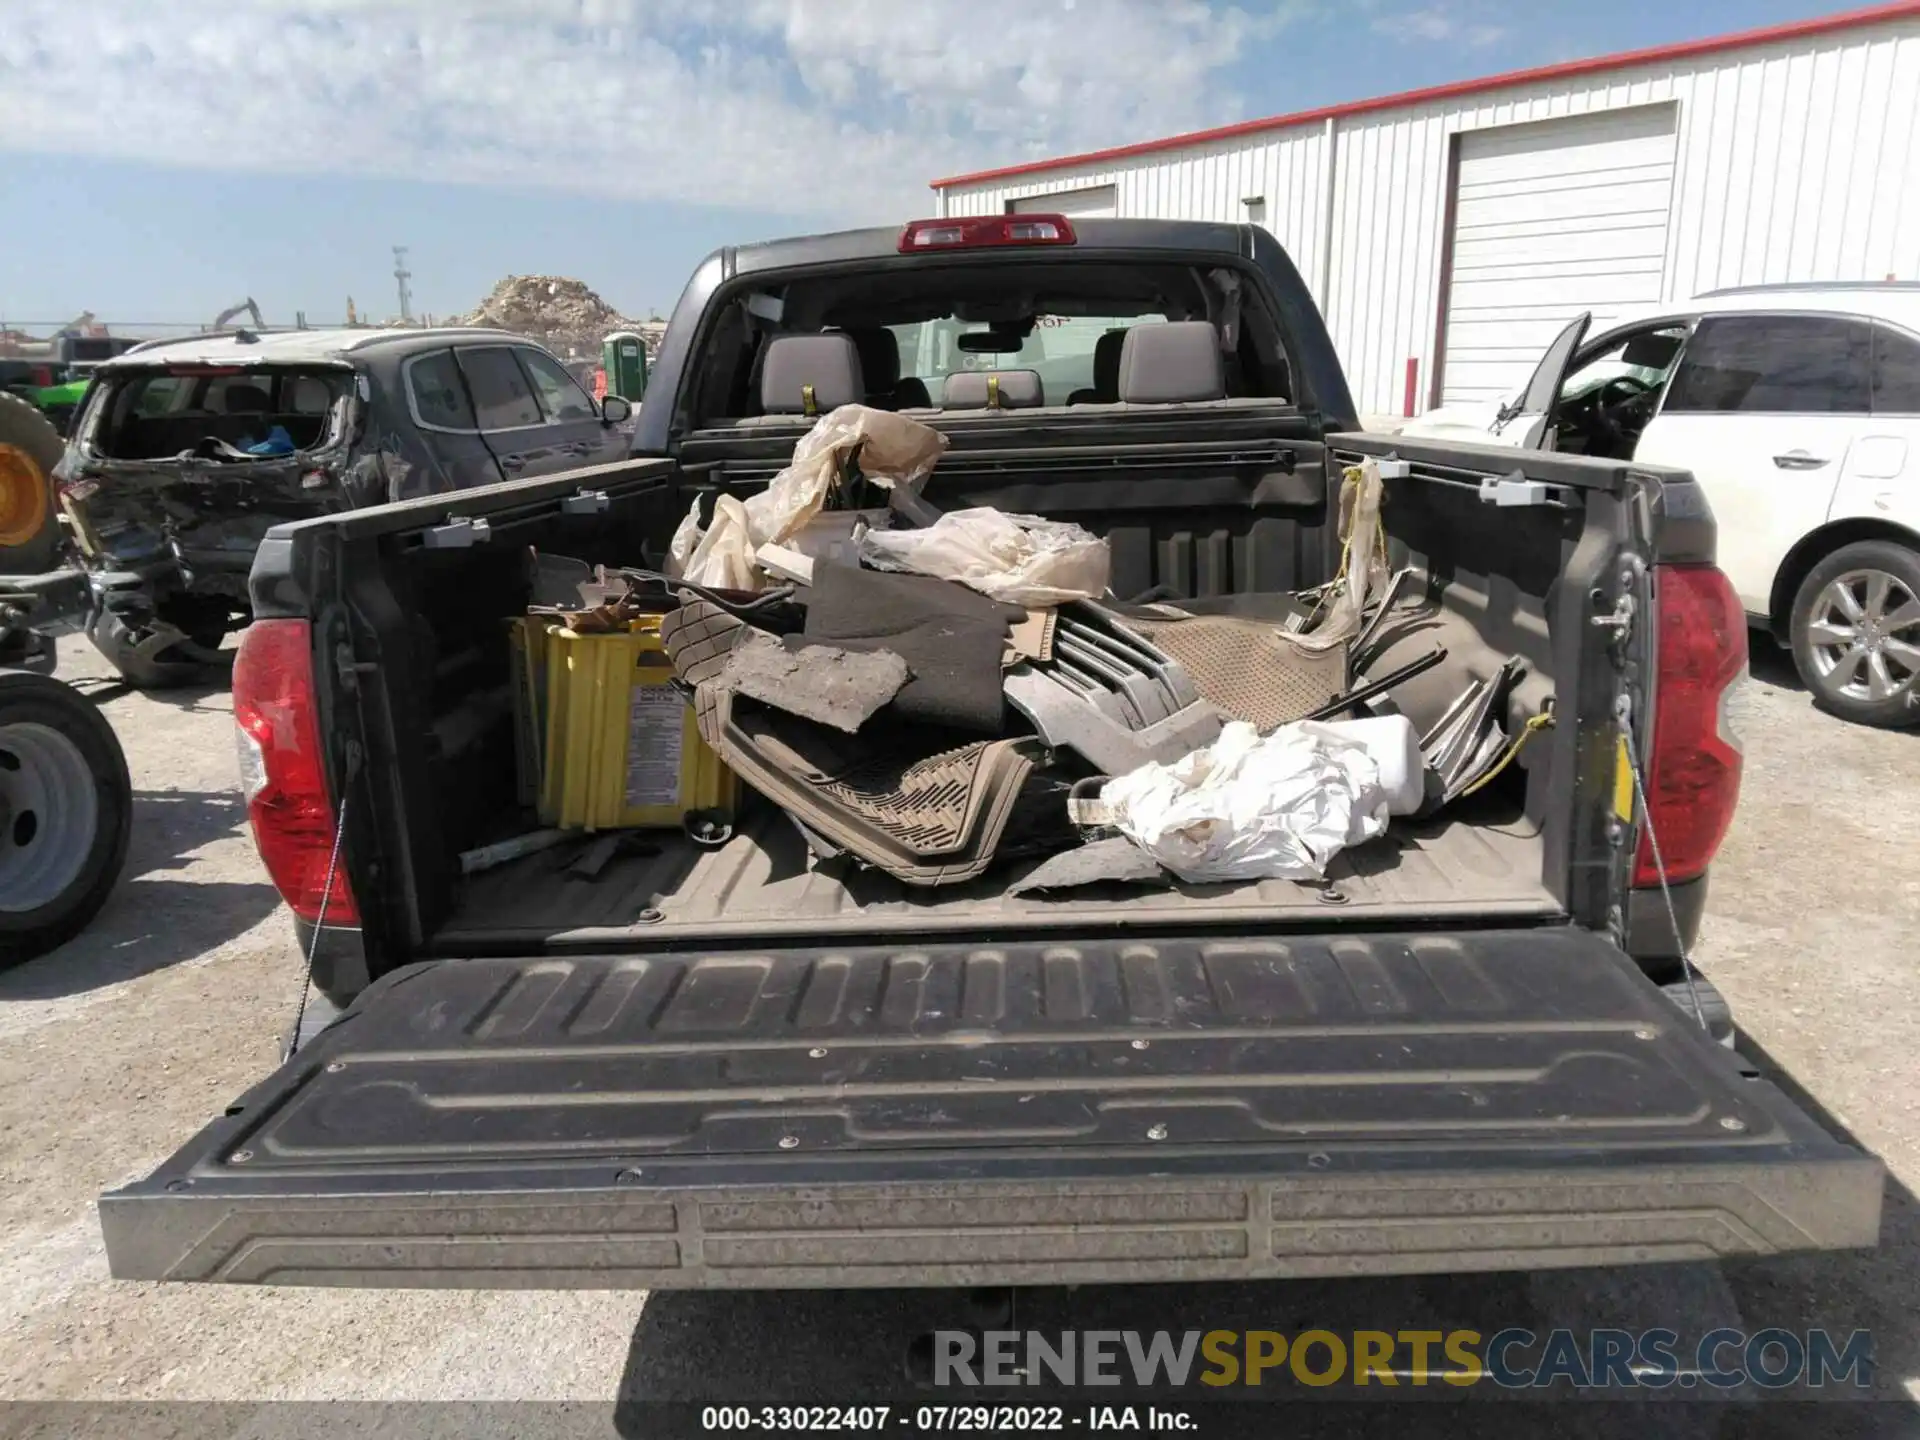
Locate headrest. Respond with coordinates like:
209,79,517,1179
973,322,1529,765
760,333,865,416
1117,321,1225,403
941,369,1044,410
288,376,334,414
222,383,272,413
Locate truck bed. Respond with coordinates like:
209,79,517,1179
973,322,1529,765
435,797,1555,951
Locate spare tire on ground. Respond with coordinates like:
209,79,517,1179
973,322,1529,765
0,391,67,576
0,669,133,967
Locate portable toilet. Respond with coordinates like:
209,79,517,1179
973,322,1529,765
601,332,647,402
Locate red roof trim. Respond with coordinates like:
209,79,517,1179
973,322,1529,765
930,1,1920,190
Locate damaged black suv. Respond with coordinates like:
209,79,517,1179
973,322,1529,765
55,327,634,686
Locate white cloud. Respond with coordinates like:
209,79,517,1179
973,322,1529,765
1369,5,1507,49
0,0,1302,217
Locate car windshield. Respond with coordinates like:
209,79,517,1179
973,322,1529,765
889,314,1168,403
1558,325,1690,402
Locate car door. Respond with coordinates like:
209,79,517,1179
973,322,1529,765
1487,313,1590,448
453,345,572,481
514,345,629,470
1633,313,1874,614
397,348,503,494
1824,320,1920,531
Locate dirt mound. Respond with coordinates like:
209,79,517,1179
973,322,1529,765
454,275,641,359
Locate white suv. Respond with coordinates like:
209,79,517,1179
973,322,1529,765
1402,284,1920,727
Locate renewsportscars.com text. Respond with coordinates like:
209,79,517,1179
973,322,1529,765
932,1328,1872,1391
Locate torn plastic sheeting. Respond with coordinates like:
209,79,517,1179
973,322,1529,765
668,405,947,589
1096,715,1422,884
858,507,1111,606
718,629,909,734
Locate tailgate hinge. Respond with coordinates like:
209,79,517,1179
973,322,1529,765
1481,471,1572,508
423,516,491,549
1590,591,1634,641
333,640,379,693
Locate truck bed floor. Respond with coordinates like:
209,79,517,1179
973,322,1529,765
433,801,1556,951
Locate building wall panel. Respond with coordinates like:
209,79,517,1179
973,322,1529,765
938,17,1920,418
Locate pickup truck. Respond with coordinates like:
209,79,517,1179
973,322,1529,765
101,216,1883,1290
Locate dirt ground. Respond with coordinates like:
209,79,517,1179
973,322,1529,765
0,633,1914,1435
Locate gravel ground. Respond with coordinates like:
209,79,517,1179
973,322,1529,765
0,634,1914,1435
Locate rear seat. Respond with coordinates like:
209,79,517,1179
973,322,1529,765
727,323,1250,429
114,412,329,458
939,368,1044,414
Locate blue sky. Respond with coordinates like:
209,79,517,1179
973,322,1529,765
0,0,1866,330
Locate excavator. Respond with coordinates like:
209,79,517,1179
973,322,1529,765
210,297,265,332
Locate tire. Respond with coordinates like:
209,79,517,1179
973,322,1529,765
1789,539,1920,728
0,670,134,967
0,391,65,574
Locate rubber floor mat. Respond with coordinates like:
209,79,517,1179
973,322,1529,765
691,685,1039,886
1117,613,1348,731
659,599,748,687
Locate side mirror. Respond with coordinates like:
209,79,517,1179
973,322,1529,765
601,395,633,424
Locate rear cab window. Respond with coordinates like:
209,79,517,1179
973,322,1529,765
687,256,1298,426
87,365,354,460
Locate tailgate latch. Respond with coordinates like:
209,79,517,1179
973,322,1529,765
1480,471,1571,508
423,516,491,549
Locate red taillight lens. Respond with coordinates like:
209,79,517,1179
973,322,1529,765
1635,564,1745,887
898,215,1078,253
232,618,359,925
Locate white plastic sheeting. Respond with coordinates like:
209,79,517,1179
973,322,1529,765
1099,714,1422,883
858,507,1111,606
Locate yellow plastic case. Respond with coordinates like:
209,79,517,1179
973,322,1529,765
518,615,736,831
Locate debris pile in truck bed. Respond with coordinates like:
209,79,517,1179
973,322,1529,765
454,275,641,359
488,408,1549,893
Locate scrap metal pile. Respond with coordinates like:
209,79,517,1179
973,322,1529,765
512,406,1547,892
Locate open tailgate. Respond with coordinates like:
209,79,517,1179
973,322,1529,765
101,928,1882,1288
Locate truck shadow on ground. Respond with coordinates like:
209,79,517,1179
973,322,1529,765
0,788,279,999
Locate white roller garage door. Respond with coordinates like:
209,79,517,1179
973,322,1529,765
1011,185,1118,219
1438,105,1677,405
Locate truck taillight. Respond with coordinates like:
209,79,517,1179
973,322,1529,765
1635,564,1745,887
898,215,1078,253
232,619,359,925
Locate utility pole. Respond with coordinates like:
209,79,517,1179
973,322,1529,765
393,245,414,323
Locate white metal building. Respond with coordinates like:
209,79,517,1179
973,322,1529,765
931,2,1920,418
